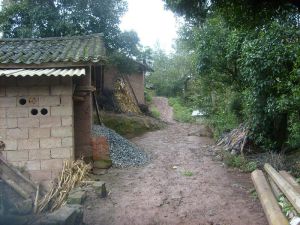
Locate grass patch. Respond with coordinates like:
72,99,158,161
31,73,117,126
182,170,193,176
222,151,257,172
168,97,194,123
150,107,160,119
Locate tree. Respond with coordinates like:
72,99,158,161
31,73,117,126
0,0,147,62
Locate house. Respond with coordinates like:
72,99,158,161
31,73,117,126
0,34,106,187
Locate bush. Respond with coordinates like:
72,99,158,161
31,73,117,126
223,151,257,172
168,97,194,123
150,107,160,119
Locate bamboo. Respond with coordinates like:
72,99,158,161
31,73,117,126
264,163,300,213
251,169,289,225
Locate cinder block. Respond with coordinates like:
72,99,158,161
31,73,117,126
51,148,71,159
7,150,28,161
18,118,39,128
7,128,28,139
0,108,5,117
51,106,73,116
61,116,73,126
6,107,29,118
0,129,6,139
6,87,28,96
0,97,16,107
40,137,61,149
2,139,17,150
29,128,50,138
40,116,61,128
29,149,51,160
0,88,5,96
18,139,39,150
51,127,72,137
0,119,6,128
41,159,63,170
25,160,41,170
7,118,17,128
29,170,52,182
9,160,27,168
62,137,73,147
60,96,73,106
50,85,72,95
39,96,60,106
28,86,49,96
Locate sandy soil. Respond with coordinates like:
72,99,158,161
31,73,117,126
83,123,267,225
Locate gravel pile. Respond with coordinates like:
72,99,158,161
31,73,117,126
92,125,150,167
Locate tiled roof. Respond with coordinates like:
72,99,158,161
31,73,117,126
0,68,85,77
0,34,106,65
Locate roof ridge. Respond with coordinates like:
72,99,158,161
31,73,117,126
0,33,104,42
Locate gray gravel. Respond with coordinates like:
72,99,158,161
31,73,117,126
92,125,150,167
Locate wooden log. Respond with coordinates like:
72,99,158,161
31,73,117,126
264,163,300,213
279,170,300,192
268,176,282,199
251,169,289,225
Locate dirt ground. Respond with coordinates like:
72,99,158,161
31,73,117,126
151,97,174,123
83,98,267,225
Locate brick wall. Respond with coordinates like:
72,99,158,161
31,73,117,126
0,76,74,187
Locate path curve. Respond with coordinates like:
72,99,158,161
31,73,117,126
83,123,267,225
151,97,174,123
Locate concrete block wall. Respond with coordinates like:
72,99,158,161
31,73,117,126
0,76,74,187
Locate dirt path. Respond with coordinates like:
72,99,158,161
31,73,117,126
83,123,267,225
151,97,174,123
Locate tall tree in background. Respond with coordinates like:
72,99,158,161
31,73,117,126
0,0,144,60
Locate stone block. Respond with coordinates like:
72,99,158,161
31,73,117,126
29,149,51,160
40,137,61,149
51,148,71,159
60,96,73,106
0,118,6,128
0,129,6,139
7,151,28,161
7,118,17,128
0,97,16,107
6,107,29,118
30,170,52,182
51,127,72,137
40,116,61,128
67,188,86,205
50,85,72,95
39,96,61,106
18,139,39,150
7,128,28,139
29,128,50,138
18,118,39,128
25,160,41,170
90,136,110,161
41,159,63,170
0,108,5,117
6,86,28,96
92,181,107,198
61,116,73,126
28,86,49,96
51,106,73,116
2,139,17,150
62,137,73,147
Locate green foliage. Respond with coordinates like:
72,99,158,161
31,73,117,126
150,107,160,119
168,97,194,123
182,170,193,176
144,89,153,103
223,151,257,172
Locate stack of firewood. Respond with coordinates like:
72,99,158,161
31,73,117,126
252,164,300,225
217,124,248,155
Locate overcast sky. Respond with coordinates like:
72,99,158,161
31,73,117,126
120,0,179,53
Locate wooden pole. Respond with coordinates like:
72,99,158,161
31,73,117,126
279,170,300,192
264,163,300,213
251,169,289,225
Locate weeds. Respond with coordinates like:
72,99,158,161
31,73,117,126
182,170,193,176
222,151,257,172
168,97,194,123
150,107,160,119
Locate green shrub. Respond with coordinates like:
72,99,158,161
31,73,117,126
150,107,160,119
223,151,257,172
168,97,194,123
144,89,153,103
